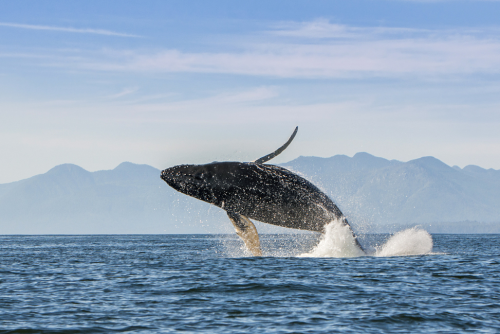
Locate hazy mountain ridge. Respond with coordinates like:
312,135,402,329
0,163,182,234
1,154,499,234
283,153,500,232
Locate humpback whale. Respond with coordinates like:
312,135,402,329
161,127,364,256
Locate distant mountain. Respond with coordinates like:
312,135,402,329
0,162,227,234
1,154,500,234
282,153,500,233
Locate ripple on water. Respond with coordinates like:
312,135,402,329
0,234,499,333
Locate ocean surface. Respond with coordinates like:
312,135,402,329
1,231,499,333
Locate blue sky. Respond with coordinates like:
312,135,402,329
1,0,500,183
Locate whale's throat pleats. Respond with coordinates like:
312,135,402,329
227,212,262,256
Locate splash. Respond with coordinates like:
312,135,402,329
299,220,365,258
219,220,434,258
298,221,433,258
375,227,433,257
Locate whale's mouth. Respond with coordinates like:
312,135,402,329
161,164,216,197
161,166,190,190
160,168,175,185
161,164,190,179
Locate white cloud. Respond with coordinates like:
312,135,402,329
270,19,425,39
81,39,500,79
54,20,497,79
106,87,139,99
272,20,357,39
6,19,500,79
0,22,140,37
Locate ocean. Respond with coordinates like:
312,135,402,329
1,231,499,333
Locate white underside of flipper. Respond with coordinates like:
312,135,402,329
227,212,263,256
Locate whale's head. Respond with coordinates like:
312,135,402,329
161,162,250,207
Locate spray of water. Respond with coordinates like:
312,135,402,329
298,221,433,258
374,227,433,257
219,219,434,258
299,220,365,258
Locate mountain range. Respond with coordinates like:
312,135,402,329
1,153,499,234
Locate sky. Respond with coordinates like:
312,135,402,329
1,0,500,184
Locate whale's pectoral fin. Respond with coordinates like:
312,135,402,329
227,212,262,256
254,126,298,164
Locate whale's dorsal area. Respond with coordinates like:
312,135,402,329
253,126,298,164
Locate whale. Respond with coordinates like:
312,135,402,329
161,127,364,256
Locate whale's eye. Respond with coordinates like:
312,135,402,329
194,172,214,181
194,172,205,180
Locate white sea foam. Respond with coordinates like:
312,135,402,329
298,221,433,258
220,218,434,258
299,220,365,258
375,227,433,257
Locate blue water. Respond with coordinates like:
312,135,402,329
1,234,499,333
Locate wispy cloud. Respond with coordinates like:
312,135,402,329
106,87,139,99
11,20,500,79
82,35,500,79
270,19,429,39
0,22,140,37
118,86,279,113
